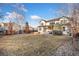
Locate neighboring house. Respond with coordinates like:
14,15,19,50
0,22,5,34
38,16,71,35
0,22,16,34
0,21,30,34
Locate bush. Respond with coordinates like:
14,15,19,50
53,30,62,35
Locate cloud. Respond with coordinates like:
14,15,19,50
4,11,25,23
20,5,28,12
6,11,24,19
31,15,41,20
6,11,17,20
13,4,28,12
6,12,11,15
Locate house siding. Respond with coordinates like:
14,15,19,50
38,16,71,35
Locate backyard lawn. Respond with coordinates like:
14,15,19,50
0,34,72,56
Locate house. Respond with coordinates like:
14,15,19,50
0,22,16,34
38,16,71,35
38,20,52,34
0,22,5,34
0,21,30,35
6,22,30,34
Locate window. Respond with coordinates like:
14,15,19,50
41,23,43,26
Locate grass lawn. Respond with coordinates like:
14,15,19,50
0,34,72,56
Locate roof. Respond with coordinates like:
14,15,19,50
41,20,47,22
40,16,69,23
47,16,71,22
47,18,60,22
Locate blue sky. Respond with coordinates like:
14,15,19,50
0,3,69,27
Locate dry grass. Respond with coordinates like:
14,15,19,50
0,34,72,56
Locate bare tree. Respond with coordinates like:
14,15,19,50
17,13,24,33
12,4,27,34
67,4,79,49
68,4,79,37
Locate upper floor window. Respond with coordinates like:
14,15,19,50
40,21,46,26
41,23,44,26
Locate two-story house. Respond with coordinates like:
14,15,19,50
38,20,53,34
38,16,71,35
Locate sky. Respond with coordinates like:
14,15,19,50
0,3,69,27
